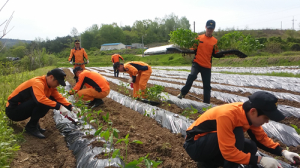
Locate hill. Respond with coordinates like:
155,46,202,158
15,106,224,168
0,38,31,47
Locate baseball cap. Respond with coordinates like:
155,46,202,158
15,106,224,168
248,91,285,122
206,20,216,29
49,69,66,86
73,66,83,75
74,40,80,44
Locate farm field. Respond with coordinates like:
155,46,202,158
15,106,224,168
10,66,300,168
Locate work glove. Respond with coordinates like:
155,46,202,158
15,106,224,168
87,60,89,64
130,83,134,88
260,157,283,168
132,76,136,83
59,105,69,116
128,78,133,83
71,107,81,114
69,61,72,64
282,150,300,164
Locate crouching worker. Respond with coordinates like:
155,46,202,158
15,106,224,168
70,67,110,107
5,69,80,139
114,61,152,98
184,91,300,168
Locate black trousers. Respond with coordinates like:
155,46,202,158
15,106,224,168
6,99,51,127
113,64,119,77
181,62,211,103
184,127,258,168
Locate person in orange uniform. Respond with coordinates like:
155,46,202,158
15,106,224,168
5,69,80,139
114,61,152,98
111,53,124,77
184,91,300,168
68,40,89,70
70,67,110,107
177,20,219,104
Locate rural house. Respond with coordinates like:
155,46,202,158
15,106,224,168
100,43,126,51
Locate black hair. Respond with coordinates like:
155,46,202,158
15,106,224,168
243,100,264,116
46,71,52,76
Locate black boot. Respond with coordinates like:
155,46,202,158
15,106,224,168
92,99,104,108
85,99,95,106
37,123,46,133
25,123,45,139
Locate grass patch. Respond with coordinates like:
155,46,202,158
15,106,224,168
0,66,55,167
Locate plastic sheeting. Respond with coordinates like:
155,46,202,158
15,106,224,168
86,67,300,146
144,44,174,55
53,80,124,168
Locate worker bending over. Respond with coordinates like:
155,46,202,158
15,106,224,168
114,61,152,98
184,91,299,168
111,53,124,77
70,67,110,107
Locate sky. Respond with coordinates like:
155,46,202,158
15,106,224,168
1,0,300,41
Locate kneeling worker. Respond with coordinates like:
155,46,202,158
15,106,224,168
6,69,80,139
114,61,152,98
70,67,110,107
184,91,300,168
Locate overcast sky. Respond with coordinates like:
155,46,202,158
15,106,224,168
1,0,300,41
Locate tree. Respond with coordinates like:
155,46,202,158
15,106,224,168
70,27,79,38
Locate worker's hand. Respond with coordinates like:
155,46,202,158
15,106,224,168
59,105,69,116
69,61,73,65
260,157,283,168
71,107,81,114
130,83,134,88
87,60,89,64
128,78,133,83
282,150,300,164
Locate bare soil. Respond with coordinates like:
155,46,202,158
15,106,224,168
9,110,76,168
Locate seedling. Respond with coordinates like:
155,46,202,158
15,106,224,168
182,106,198,119
202,105,213,112
291,124,300,134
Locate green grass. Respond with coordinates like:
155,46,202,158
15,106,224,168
0,66,55,167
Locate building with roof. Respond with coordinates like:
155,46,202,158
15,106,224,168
100,43,126,51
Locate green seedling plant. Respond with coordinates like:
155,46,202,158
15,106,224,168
138,85,165,103
291,124,300,134
202,105,213,112
120,82,130,96
182,106,198,119
115,134,143,165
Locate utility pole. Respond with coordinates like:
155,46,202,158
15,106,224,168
193,21,195,32
292,16,297,30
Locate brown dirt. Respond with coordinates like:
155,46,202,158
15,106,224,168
64,68,198,168
89,140,106,148
10,110,76,168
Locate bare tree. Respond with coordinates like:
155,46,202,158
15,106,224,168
70,27,79,38
0,0,14,52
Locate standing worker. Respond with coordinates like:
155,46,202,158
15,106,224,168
177,20,219,104
5,69,80,139
111,53,124,77
70,67,110,107
114,61,152,98
68,40,89,70
184,91,300,168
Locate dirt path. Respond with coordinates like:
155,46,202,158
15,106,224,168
10,110,76,168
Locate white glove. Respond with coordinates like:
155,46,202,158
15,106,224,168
260,157,283,168
69,61,72,64
87,60,89,64
282,150,300,164
59,105,69,116
128,78,133,83
71,107,81,114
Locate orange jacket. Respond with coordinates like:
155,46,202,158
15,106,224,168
6,75,72,110
68,47,89,63
124,61,151,77
192,34,218,68
111,54,124,63
186,102,281,165
71,70,110,93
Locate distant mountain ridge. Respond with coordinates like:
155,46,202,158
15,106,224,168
0,38,31,47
